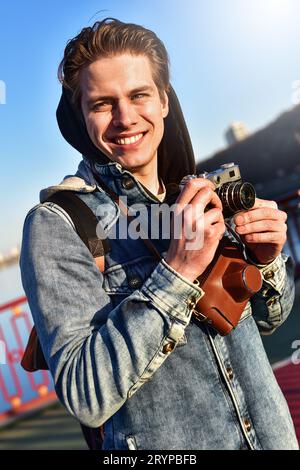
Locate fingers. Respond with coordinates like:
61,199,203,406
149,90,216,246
213,220,227,240
233,199,287,250
240,231,287,244
235,219,287,236
208,220,226,240
182,206,223,235
252,198,278,210
192,219,225,242
190,186,223,212
204,207,224,226
204,210,226,241
176,178,218,211
234,207,287,225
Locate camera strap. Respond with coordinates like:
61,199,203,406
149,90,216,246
94,174,164,263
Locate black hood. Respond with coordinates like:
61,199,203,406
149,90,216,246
56,85,196,185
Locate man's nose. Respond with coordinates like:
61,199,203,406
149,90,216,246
112,100,138,128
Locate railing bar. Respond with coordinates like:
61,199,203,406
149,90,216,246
0,296,27,313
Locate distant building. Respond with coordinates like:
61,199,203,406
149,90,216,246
225,121,249,146
0,246,20,269
197,104,300,199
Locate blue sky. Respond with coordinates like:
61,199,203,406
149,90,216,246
0,0,300,253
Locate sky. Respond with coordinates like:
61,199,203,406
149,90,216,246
0,0,300,254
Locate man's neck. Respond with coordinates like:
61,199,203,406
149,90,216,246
130,159,162,196
136,174,163,196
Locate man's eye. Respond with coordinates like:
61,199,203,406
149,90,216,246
92,102,112,111
132,93,147,100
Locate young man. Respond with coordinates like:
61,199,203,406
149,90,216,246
20,18,298,450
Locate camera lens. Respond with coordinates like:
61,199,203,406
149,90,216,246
239,182,256,209
217,181,256,216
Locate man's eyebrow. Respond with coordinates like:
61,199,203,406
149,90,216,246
86,86,154,107
129,85,154,95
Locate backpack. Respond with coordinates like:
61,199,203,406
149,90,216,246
21,190,110,449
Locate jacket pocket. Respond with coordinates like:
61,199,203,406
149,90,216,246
103,255,157,296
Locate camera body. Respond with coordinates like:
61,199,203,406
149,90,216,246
180,163,256,218
179,163,262,336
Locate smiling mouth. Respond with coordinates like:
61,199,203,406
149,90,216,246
113,132,145,146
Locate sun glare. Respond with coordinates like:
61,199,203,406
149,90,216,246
258,0,292,17
232,0,296,41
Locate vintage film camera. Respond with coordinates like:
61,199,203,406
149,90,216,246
179,163,262,336
180,163,256,218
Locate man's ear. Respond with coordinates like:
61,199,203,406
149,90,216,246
161,91,169,118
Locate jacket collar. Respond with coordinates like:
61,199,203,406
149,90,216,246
40,157,179,206
81,157,180,206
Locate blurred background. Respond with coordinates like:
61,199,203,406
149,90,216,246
0,0,299,449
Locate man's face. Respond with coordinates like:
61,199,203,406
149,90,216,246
80,53,169,175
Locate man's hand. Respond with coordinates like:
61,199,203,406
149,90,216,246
233,198,287,265
165,178,226,282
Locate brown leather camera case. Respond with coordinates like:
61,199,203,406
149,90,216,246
193,239,263,336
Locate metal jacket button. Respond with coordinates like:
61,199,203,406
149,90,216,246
264,270,275,280
128,276,142,289
122,177,135,190
162,342,176,354
226,366,234,380
187,296,197,310
243,418,252,432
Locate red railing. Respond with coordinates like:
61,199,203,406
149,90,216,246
276,188,300,278
0,296,56,427
274,361,300,446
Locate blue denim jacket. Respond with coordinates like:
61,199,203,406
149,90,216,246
20,158,298,450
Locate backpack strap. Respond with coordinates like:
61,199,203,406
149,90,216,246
21,190,110,373
21,190,109,450
45,190,110,272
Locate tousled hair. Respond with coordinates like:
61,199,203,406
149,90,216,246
58,18,170,108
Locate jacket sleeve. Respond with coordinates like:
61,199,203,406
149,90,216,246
20,204,204,427
247,252,295,335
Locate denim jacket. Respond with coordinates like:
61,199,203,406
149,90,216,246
20,158,298,450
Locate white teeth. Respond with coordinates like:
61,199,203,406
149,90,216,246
115,133,143,145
